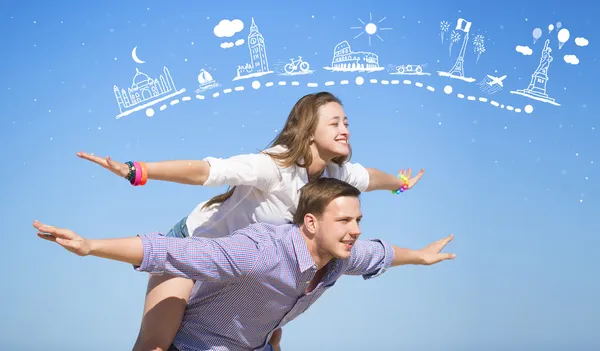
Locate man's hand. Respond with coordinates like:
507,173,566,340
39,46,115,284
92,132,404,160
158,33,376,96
33,220,91,256
417,234,456,265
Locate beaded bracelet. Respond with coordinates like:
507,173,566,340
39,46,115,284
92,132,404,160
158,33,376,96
392,174,409,195
125,161,136,183
125,161,148,186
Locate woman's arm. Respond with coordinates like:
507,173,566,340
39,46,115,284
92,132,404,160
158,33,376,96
365,167,425,192
76,151,281,190
77,152,210,185
145,160,211,185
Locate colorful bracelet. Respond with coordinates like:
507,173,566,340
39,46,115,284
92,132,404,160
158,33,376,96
392,174,409,194
125,160,148,186
132,161,143,186
139,161,148,186
125,161,136,183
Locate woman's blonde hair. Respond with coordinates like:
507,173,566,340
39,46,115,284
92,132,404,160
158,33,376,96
202,91,352,209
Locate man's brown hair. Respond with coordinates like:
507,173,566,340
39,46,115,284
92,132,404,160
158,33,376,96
292,178,361,224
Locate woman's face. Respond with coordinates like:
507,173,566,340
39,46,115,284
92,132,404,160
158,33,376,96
312,102,351,160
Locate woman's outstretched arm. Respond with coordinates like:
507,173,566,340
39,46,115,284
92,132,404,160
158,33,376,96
365,167,424,192
76,151,281,190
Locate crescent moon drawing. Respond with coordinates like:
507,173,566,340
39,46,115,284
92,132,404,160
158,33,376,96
132,46,145,64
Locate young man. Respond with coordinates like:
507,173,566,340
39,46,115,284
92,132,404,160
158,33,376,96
34,178,456,351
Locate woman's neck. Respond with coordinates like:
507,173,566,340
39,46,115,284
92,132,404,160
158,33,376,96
307,158,327,179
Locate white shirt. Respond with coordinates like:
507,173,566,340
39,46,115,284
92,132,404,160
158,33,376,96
185,145,370,238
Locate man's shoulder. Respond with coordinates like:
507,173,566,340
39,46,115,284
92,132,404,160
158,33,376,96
231,222,295,245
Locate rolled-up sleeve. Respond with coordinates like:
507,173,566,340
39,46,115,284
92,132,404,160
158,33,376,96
134,232,261,282
330,162,370,192
344,239,395,279
202,152,281,192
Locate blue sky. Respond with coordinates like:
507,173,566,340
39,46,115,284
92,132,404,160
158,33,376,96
2,0,599,350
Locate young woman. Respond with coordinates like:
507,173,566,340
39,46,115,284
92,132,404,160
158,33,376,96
77,92,424,351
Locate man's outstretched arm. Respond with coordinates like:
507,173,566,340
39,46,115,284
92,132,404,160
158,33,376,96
344,234,456,278
32,220,259,282
391,234,456,267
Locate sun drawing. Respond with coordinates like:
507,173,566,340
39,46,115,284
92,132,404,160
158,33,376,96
350,13,392,46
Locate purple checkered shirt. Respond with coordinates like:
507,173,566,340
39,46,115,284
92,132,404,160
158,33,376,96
136,222,394,351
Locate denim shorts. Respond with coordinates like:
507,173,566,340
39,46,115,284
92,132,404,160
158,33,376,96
166,216,189,238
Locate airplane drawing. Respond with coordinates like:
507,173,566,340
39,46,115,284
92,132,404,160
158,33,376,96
487,74,507,87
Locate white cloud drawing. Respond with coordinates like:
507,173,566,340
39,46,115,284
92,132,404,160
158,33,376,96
564,54,580,65
516,45,533,56
220,42,234,49
214,19,244,38
575,37,589,47
235,39,245,46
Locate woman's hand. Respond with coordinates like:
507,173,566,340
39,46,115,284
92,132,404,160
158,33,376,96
77,151,129,178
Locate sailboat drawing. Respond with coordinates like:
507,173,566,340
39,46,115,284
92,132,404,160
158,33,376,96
195,69,219,93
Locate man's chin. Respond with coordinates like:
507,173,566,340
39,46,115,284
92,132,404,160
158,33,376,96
333,250,352,260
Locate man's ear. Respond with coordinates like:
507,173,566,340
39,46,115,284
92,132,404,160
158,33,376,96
303,213,318,236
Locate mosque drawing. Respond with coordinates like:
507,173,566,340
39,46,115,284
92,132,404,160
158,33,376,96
233,18,273,81
114,66,186,119
323,40,383,72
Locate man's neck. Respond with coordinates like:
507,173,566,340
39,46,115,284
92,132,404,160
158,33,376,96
299,226,332,269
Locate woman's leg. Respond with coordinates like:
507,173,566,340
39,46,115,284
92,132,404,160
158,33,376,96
133,275,194,351
269,328,282,351
133,216,193,351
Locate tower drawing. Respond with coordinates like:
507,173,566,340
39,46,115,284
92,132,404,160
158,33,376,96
510,39,559,106
448,31,469,77
248,18,268,72
437,18,475,83
234,17,273,80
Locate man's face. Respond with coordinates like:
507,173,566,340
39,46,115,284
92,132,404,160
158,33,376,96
314,196,362,260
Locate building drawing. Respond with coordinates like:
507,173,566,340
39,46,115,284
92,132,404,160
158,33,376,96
323,40,383,72
234,18,273,80
113,66,186,119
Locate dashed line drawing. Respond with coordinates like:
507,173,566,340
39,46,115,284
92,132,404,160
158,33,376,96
114,66,185,119
510,39,560,106
233,18,273,81
140,76,533,120
323,40,384,72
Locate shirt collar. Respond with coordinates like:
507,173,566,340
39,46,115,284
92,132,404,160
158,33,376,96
288,225,317,273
